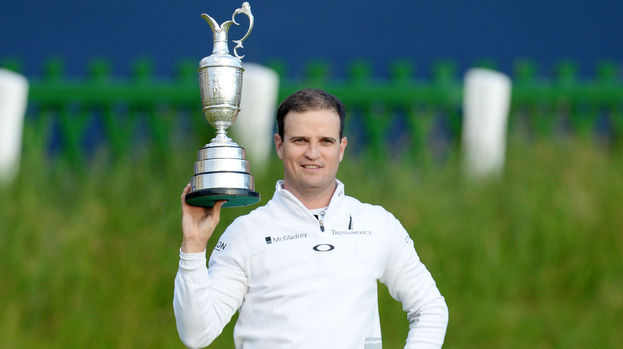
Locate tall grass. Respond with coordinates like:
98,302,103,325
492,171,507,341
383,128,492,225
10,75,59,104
1,138,622,348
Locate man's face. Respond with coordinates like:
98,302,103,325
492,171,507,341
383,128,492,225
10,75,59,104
275,109,347,199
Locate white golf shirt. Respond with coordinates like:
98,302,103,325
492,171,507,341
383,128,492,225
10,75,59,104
174,180,448,348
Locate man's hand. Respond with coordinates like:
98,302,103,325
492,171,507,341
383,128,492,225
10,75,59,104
180,184,226,253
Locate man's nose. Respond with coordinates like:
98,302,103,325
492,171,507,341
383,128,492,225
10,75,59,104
304,142,320,159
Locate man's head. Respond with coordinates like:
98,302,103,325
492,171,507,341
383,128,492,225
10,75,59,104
276,88,346,140
274,89,348,207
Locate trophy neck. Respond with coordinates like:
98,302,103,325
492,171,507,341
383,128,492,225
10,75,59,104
210,126,236,145
212,30,230,55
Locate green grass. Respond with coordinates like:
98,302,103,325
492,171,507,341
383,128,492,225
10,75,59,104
1,138,622,348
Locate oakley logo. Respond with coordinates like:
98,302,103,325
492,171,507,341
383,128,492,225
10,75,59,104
313,244,335,252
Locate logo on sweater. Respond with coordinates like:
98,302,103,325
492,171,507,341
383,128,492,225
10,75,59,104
331,229,371,236
214,241,227,251
404,232,413,244
313,244,334,252
265,233,308,244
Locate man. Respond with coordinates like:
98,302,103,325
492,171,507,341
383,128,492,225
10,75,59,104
174,89,448,348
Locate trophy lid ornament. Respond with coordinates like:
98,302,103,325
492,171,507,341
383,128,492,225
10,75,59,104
201,2,254,59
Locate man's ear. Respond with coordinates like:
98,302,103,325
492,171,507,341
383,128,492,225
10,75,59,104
274,134,284,159
339,137,347,162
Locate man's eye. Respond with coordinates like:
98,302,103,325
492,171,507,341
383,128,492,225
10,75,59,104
322,139,334,144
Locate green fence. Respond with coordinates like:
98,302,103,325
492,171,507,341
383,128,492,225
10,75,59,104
2,57,623,166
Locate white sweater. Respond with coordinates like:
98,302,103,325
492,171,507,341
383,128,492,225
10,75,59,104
174,180,448,348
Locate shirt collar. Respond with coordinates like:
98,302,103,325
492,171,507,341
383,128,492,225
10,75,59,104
272,179,345,219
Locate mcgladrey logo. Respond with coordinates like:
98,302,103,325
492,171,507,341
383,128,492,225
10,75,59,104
265,233,308,244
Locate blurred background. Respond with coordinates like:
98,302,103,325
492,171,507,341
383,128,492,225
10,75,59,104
1,0,622,348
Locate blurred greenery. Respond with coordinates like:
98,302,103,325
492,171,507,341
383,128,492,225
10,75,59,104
1,136,622,348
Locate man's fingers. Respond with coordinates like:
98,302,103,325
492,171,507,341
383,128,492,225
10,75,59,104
181,184,191,206
212,200,226,213
210,200,226,222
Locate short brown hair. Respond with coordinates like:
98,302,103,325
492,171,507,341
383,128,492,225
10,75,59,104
276,89,346,139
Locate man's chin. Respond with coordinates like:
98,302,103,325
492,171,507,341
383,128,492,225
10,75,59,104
300,179,335,192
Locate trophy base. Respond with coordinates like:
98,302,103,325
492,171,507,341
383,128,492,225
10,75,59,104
186,187,260,208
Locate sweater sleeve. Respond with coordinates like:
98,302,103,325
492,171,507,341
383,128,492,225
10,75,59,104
173,231,248,348
379,215,449,349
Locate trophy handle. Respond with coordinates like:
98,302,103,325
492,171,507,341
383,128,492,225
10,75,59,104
230,2,254,59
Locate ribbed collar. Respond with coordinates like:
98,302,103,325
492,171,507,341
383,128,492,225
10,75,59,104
271,179,346,223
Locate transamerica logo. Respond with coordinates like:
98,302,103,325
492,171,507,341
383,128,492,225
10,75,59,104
330,229,372,236
265,233,308,244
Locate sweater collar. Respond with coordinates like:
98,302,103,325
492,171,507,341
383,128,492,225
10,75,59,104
272,179,345,220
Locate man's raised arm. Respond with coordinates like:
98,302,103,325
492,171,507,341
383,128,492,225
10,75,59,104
173,185,245,348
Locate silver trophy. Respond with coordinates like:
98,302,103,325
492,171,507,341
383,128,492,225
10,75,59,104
185,2,260,208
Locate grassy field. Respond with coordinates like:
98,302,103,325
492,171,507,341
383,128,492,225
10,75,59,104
1,137,622,348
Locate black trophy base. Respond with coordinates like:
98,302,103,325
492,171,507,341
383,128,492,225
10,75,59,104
185,187,260,208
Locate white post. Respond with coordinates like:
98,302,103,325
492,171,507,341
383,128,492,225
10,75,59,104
232,63,279,173
0,68,29,184
461,68,512,179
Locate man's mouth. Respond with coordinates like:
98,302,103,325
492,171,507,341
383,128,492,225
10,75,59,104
301,164,321,169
